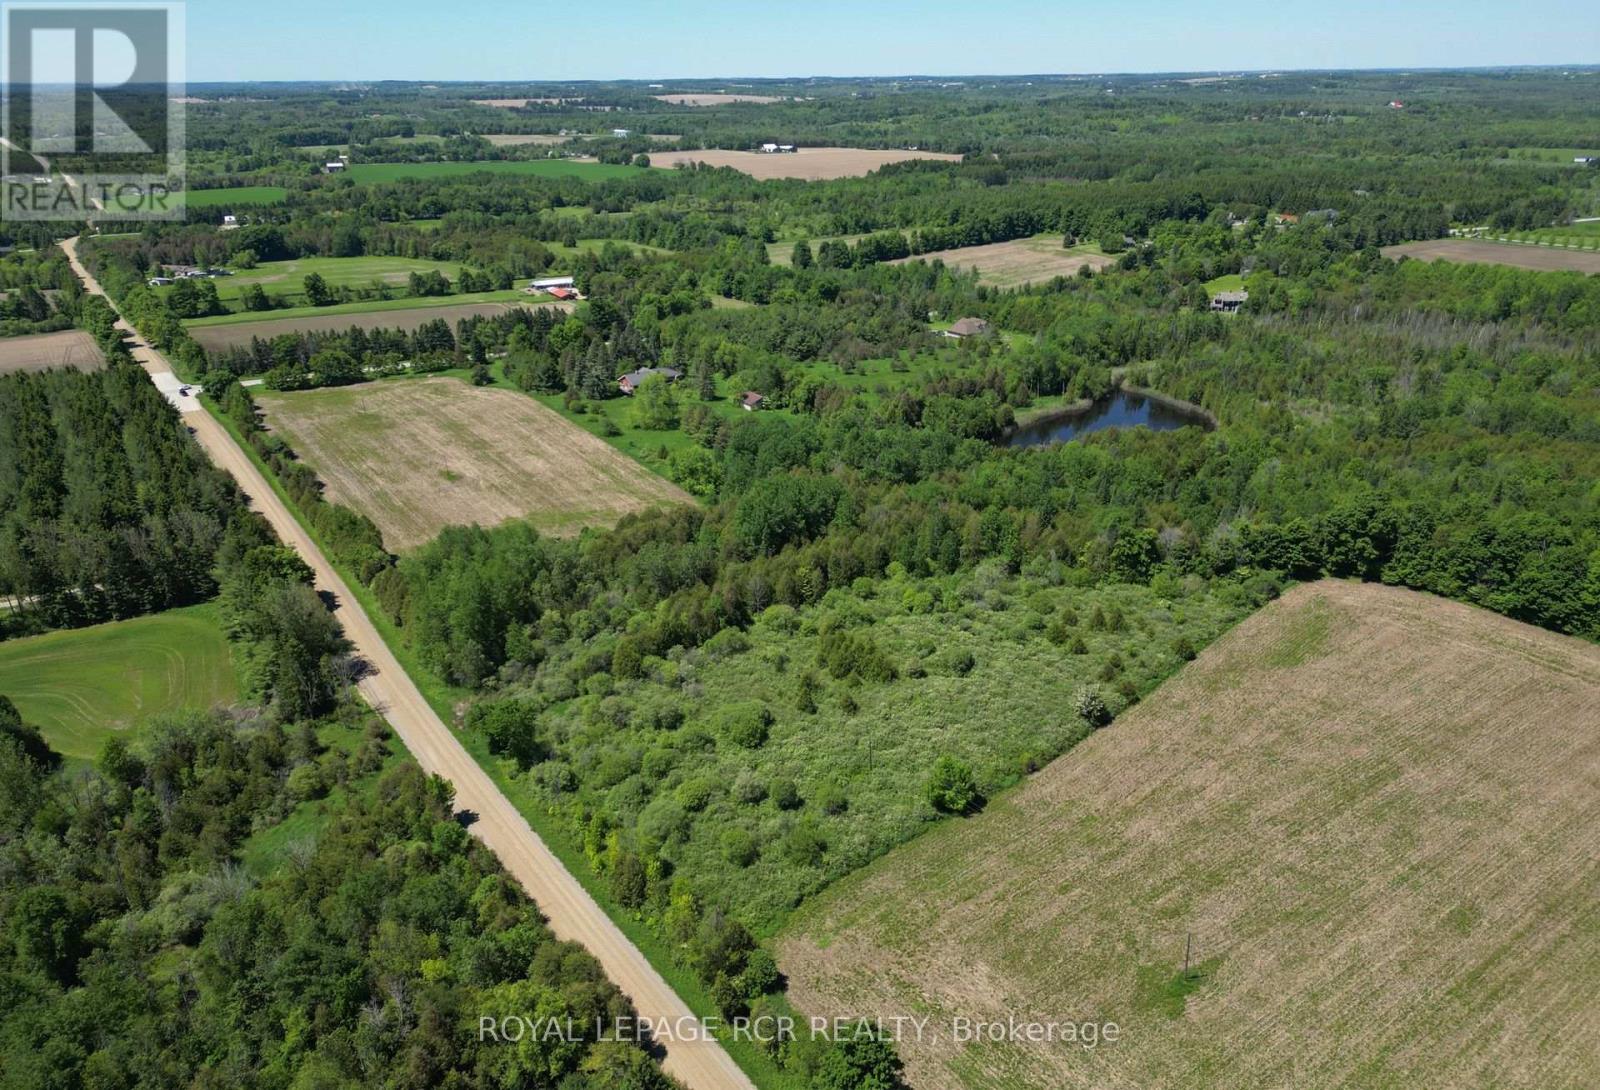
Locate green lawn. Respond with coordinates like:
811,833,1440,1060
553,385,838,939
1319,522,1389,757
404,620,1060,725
187,186,289,208
160,255,474,311
346,159,643,184
1205,272,1247,293
0,604,239,762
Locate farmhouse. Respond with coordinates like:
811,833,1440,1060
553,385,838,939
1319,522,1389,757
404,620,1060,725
759,143,798,154
612,128,632,138
740,391,766,411
546,286,578,301
618,367,682,395
944,317,992,339
147,276,175,287
221,214,240,229
324,161,347,174
1210,290,1249,313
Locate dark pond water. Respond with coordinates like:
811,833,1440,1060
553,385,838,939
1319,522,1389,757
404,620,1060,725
1004,390,1211,448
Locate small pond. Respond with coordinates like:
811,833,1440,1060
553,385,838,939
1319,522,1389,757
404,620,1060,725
1004,390,1211,448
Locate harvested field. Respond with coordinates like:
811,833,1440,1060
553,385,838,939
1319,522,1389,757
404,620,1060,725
654,93,784,106
257,377,691,549
0,329,106,375
1383,238,1600,274
187,301,567,352
652,146,962,181
482,133,570,146
891,235,1115,288
781,580,1600,1090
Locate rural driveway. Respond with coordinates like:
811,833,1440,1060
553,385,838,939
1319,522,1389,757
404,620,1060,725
61,237,756,1090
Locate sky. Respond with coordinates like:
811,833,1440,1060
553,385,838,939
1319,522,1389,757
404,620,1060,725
184,0,1600,83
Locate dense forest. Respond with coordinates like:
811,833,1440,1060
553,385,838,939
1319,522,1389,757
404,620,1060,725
0,702,673,1090
0,366,244,635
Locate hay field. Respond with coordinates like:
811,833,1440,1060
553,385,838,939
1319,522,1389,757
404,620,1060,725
652,147,962,180
1383,239,1600,274
187,186,288,208
0,329,106,375
482,133,570,146
258,377,691,550
654,93,784,106
187,300,565,352
780,580,1600,1090
0,604,238,761
891,235,1116,288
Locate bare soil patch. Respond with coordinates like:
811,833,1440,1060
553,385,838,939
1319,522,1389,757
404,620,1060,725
654,93,785,106
187,302,568,352
1383,238,1600,274
257,377,691,550
781,581,1600,1090
0,329,106,375
651,147,962,181
890,235,1116,288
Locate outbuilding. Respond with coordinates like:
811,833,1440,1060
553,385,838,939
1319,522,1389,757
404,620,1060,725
945,317,992,339
528,276,576,293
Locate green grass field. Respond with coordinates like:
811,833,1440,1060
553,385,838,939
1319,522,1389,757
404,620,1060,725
183,287,533,328
1204,272,1247,293
187,186,289,208
160,255,473,311
346,159,643,184
0,604,239,761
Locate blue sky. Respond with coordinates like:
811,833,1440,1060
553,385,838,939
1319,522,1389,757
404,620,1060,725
186,0,1600,82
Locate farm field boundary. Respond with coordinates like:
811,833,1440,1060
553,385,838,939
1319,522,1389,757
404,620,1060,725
780,580,1600,1090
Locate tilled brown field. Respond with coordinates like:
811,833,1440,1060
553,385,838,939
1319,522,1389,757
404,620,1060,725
890,235,1117,288
258,377,691,550
780,581,1600,1090
651,146,962,180
1383,239,1600,274
0,329,106,375
188,301,568,352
